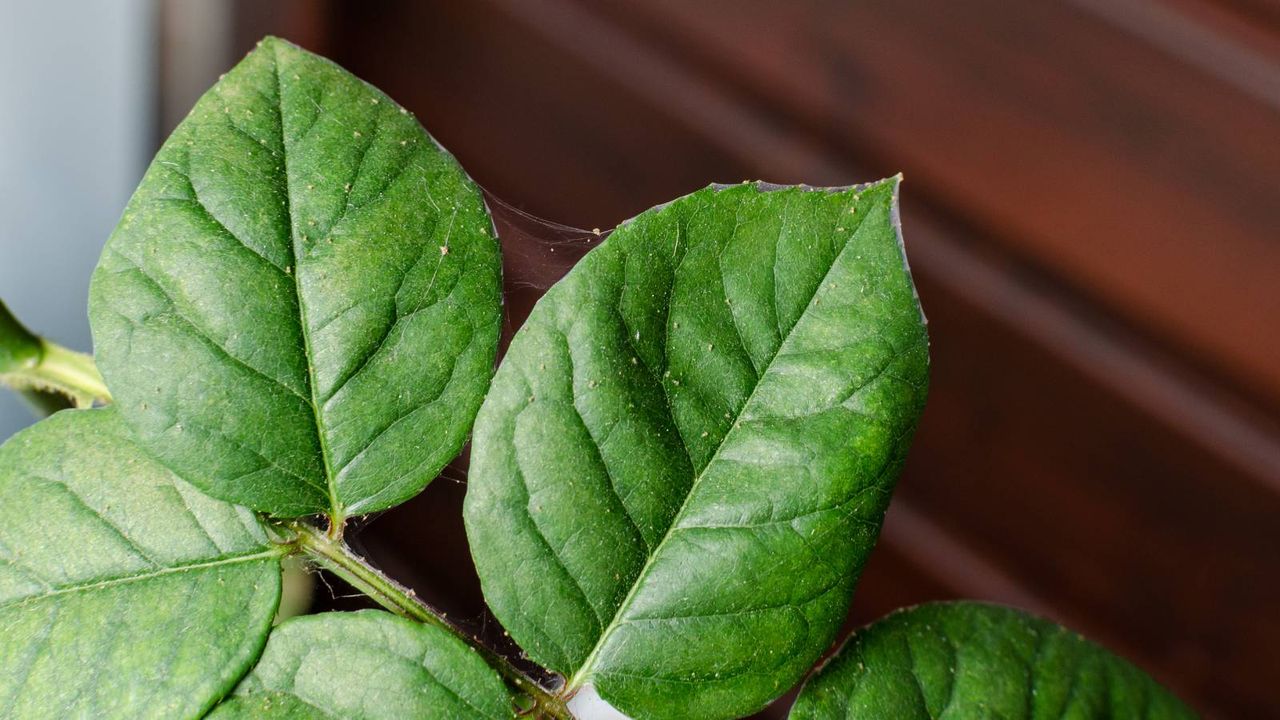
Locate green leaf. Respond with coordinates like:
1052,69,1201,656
205,693,320,719
789,602,1198,719
465,179,928,718
89,37,502,519
0,408,282,719
207,611,513,719
206,691,322,717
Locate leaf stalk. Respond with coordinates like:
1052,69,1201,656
0,299,110,409
287,520,573,720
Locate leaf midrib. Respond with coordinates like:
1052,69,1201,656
565,185,878,690
269,43,342,521
0,548,282,610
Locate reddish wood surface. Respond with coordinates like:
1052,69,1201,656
224,1,1280,716
592,0,1280,410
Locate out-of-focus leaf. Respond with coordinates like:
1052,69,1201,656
208,611,512,719
0,408,281,718
790,602,1197,720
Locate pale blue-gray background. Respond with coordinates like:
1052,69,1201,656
0,0,152,439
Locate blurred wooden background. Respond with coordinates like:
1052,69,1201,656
164,1,1280,716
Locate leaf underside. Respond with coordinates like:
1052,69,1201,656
207,611,512,719
89,37,502,520
465,179,929,719
789,602,1198,720
0,409,281,719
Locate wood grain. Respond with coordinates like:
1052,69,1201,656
221,1,1280,716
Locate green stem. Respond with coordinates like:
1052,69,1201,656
0,299,110,409
31,340,111,404
0,340,112,410
289,521,573,720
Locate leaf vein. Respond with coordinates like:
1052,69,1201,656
0,549,280,610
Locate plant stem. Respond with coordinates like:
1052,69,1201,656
31,340,111,405
0,340,112,411
289,521,573,720
0,299,111,409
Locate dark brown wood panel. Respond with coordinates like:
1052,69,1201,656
219,1,1280,717
900,231,1280,716
591,0,1280,412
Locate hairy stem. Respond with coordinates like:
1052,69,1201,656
0,299,111,409
28,341,111,404
289,521,573,720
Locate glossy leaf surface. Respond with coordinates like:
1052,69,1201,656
208,611,512,719
790,602,1197,719
466,180,929,718
89,37,502,519
0,409,281,719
